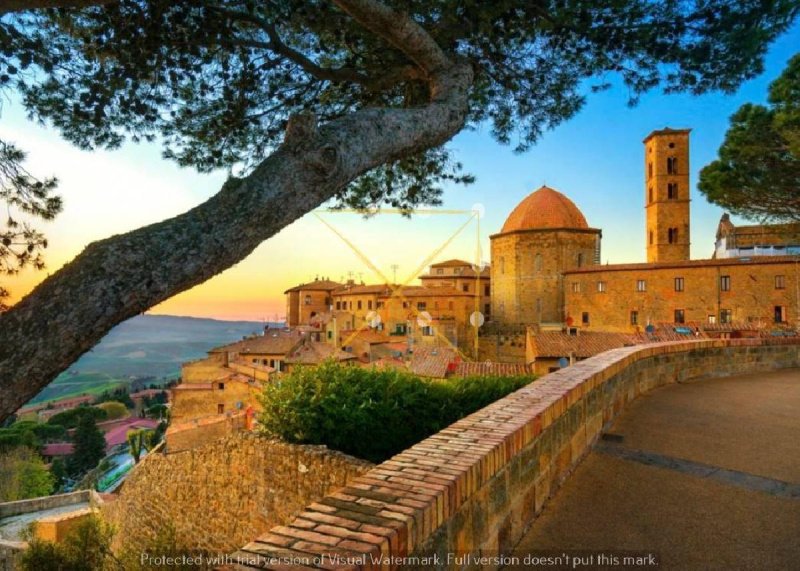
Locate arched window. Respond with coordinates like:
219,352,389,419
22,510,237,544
500,256,505,274
304,294,311,305
668,227,679,244
649,230,653,245
667,183,678,199
648,162,653,179
667,157,677,174
577,253,584,267
649,187,653,203
534,253,543,272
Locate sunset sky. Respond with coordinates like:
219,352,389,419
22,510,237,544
3,22,799,322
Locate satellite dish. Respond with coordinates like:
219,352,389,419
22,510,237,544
366,311,382,328
416,311,433,327
645,324,656,333
558,357,569,368
470,311,485,328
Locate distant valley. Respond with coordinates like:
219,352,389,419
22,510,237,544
27,315,279,405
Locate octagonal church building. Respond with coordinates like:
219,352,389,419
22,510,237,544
490,186,602,326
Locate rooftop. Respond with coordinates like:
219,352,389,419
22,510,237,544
499,186,593,234
210,330,304,355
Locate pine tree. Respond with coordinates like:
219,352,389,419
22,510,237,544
67,414,106,476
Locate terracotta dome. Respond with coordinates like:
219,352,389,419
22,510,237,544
501,186,589,233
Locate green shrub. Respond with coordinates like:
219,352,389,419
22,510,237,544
259,361,533,463
47,406,107,429
95,401,129,420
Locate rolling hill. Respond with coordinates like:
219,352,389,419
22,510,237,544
26,315,279,405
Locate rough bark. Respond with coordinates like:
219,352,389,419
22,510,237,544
0,0,473,420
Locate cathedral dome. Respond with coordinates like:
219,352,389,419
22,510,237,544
500,186,589,233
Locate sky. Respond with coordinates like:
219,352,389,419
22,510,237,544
2,21,799,322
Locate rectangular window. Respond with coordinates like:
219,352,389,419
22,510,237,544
674,309,685,324
630,311,639,326
436,268,443,275
422,326,434,336
448,300,454,310
327,331,332,339
376,301,384,309
674,277,684,292
572,282,581,293
348,301,352,310
417,302,426,310
775,275,786,289
402,301,408,308
368,300,373,310
582,312,590,325
357,300,362,310
708,315,716,324
636,280,646,292
597,281,606,293
462,284,469,292
217,404,224,414
720,275,731,291
335,301,341,310
484,303,491,316
484,285,490,296
775,305,786,323
720,309,732,324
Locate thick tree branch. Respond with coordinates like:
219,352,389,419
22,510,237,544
333,0,451,76
0,59,472,421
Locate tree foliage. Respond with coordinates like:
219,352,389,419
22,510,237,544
20,514,116,571
3,0,797,210
259,360,532,463
95,400,128,420
47,404,107,429
67,412,106,475
699,53,800,222
0,445,55,501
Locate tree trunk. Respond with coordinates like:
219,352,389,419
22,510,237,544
0,60,473,421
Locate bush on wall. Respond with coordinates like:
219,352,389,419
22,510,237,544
258,361,533,463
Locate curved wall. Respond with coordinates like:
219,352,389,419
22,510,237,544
231,338,800,569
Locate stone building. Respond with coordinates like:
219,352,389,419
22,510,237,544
714,214,800,259
284,278,342,327
490,185,601,325
418,259,491,319
492,127,799,339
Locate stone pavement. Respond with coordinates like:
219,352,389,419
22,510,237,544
511,368,800,571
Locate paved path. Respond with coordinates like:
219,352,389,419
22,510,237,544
512,368,800,571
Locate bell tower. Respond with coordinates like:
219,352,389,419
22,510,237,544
644,128,691,263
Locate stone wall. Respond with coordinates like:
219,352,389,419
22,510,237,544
165,412,248,453
102,432,372,556
564,257,800,331
232,338,799,570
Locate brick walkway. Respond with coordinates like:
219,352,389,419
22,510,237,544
511,368,800,571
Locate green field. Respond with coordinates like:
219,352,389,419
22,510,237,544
24,315,272,407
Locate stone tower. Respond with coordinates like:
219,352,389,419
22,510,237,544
490,186,601,325
644,128,691,263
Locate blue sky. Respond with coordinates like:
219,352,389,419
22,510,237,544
3,20,798,320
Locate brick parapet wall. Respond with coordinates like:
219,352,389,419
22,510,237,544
102,432,372,556
230,338,800,569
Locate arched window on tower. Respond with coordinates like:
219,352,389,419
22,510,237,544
667,157,677,174
500,256,505,274
649,230,653,245
649,187,653,203
648,162,653,179
534,253,543,272
668,228,679,244
668,183,678,199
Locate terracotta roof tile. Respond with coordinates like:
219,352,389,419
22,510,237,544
285,342,357,364
500,186,591,233
454,362,533,377
210,330,304,355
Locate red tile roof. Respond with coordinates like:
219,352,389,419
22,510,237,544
408,346,459,378
285,342,357,365
284,279,343,293
500,186,592,233
210,330,304,355
529,331,635,359
42,442,74,457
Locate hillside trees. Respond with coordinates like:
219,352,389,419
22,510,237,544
0,0,798,421
699,54,800,222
